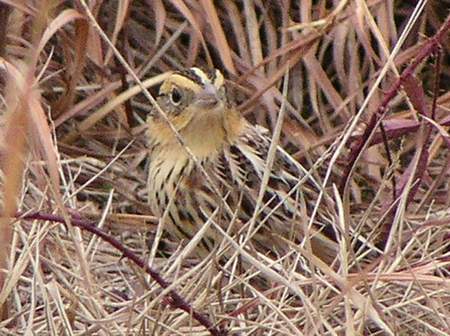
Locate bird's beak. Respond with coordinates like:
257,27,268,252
194,83,220,109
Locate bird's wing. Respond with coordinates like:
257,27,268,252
214,123,338,259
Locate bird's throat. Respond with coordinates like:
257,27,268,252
148,106,244,161
180,112,227,158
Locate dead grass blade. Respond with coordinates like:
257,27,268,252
104,0,131,66
168,0,211,65
0,60,29,320
62,73,169,143
243,1,263,72
200,0,236,74
148,0,166,47
53,16,89,116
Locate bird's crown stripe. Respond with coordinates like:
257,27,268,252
173,68,223,89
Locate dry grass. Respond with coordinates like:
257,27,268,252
1,1,449,335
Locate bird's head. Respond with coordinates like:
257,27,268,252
147,68,243,157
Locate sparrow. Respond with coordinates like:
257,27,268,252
146,67,337,261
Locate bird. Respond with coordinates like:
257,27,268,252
146,67,338,262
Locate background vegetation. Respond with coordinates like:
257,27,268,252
0,0,449,335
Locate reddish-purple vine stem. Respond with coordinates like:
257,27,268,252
339,14,450,194
17,211,227,336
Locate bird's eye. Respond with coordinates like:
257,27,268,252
170,87,183,105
